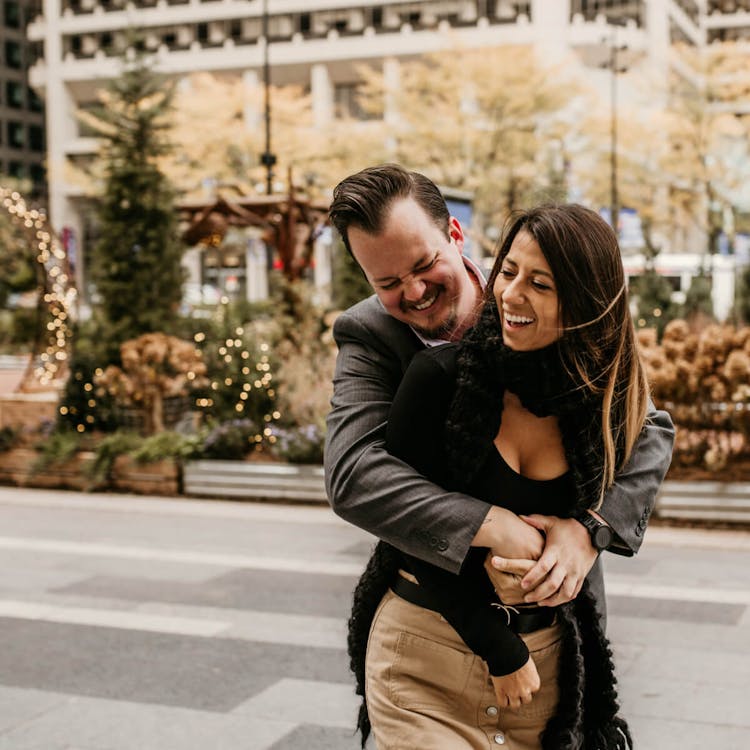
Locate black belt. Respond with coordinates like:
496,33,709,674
391,576,556,635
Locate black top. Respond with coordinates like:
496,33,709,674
386,343,577,676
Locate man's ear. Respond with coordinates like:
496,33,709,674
449,217,465,253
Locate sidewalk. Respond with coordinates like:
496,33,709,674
0,487,747,749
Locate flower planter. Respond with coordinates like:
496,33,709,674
0,448,180,496
0,447,93,491
110,455,180,496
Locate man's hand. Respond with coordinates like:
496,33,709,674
471,506,544,560
503,515,598,607
490,657,540,710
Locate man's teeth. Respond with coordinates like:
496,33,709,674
413,290,439,311
505,313,534,324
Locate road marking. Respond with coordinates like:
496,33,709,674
0,597,348,648
0,599,229,636
233,679,358,726
0,535,748,607
606,581,750,606
0,487,351,527
0,536,365,576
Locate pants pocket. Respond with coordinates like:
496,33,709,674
389,630,475,711
509,635,561,722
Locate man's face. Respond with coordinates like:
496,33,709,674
348,197,478,340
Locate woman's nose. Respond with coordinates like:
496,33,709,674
502,277,524,304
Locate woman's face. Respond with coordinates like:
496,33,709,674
493,230,562,351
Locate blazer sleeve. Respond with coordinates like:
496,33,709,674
387,350,530,676
597,402,675,556
324,304,492,574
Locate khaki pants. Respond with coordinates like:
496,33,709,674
365,589,562,750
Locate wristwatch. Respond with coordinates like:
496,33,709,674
576,512,614,552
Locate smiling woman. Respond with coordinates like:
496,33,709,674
345,202,670,750
494,231,561,352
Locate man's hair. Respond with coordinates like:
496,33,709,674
329,164,450,256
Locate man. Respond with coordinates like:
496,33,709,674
324,163,674,608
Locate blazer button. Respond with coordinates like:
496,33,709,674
437,539,449,552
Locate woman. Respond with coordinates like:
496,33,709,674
348,204,655,750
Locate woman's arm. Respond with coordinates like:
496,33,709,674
388,347,538,686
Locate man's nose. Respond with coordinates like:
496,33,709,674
403,275,427,301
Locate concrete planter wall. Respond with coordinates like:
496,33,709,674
183,459,327,503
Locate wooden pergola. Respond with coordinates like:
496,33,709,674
178,185,329,281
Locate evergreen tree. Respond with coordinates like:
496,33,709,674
681,271,715,321
87,46,184,364
735,265,750,324
632,270,676,337
331,237,372,310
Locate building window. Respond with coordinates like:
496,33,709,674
8,160,25,179
28,86,43,112
8,121,24,149
30,163,45,186
334,82,373,121
6,80,23,108
4,40,22,68
4,0,20,27
29,125,44,151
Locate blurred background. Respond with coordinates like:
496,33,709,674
1,0,750,501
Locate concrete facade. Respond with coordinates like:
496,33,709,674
1,0,45,195
22,0,750,309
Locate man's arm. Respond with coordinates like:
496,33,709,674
324,303,542,573
595,405,675,553
501,405,675,606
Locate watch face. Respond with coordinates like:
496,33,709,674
593,525,614,550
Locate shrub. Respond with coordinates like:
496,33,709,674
270,423,325,464
0,425,18,453
200,418,261,460
30,430,83,474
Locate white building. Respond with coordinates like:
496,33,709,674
25,0,750,312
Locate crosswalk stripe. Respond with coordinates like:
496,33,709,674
0,535,748,607
0,536,365,576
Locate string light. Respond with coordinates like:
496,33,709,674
192,327,282,451
1,187,76,389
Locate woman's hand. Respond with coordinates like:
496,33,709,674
483,552,535,606
490,657,540,710
471,506,544,561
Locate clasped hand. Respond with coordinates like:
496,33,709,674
485,514,598,608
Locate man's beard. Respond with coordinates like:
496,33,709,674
412,309,459,340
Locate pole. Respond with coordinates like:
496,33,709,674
261,0,276,195
610,28,619,236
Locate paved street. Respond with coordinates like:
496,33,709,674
0,486,747,749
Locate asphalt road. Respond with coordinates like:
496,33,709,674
0,486,747,749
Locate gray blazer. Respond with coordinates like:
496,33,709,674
325,295,675,605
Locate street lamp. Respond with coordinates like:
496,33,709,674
602,26,628,234
261,0,276,195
